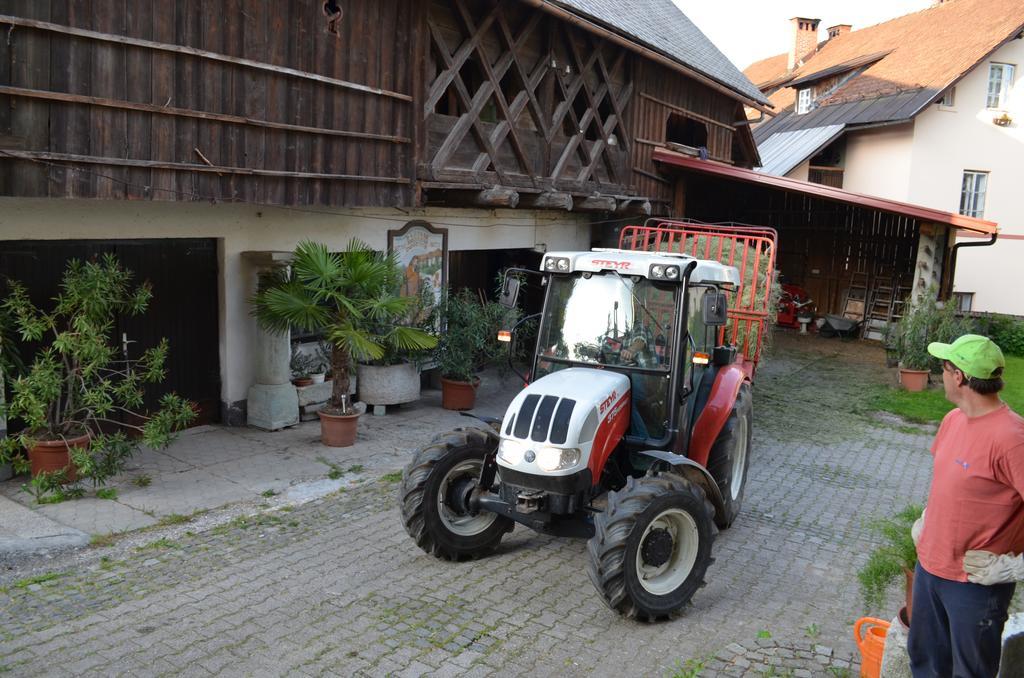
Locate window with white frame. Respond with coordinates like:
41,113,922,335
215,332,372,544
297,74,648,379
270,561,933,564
797,88,812,114
987,63,1015,109
959,170,989,218
937,87,955,107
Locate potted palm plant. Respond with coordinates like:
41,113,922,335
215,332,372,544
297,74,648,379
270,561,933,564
251,240,436,447
356,283,438,410
0,255,196,497
435,289,512,410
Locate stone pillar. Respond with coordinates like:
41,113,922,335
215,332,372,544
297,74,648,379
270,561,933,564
242,251,299,431
911,222,947,305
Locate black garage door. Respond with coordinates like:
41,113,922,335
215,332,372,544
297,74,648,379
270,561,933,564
0,239,221,425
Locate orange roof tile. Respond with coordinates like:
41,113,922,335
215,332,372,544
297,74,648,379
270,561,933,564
743,0,1024,112
743,53,790,89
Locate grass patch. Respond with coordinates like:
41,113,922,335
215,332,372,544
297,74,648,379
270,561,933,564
347,464,364,474
13,572,65,588
90,533,117,548
261,489,279,497
96,488,118,500
870,355,1024,423
132,474,152,487
157,513,191,527
756,629,772,639
380,471,403,483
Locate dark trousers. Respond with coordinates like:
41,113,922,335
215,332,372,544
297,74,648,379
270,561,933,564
908,562,1015,678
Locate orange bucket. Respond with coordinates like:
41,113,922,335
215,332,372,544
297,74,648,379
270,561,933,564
854,617,890,678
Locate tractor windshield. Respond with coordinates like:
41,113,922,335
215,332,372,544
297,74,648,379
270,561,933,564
537,273,677,371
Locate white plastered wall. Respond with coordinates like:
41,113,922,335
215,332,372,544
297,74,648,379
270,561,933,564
907,37,1024,314
0,198,591,409
840,123,915,202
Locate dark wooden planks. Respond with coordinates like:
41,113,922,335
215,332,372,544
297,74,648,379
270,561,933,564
125,1,153,199
9,0,52,197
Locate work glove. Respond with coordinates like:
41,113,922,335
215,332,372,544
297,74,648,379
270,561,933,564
963,550,1024,585
911,508,925,548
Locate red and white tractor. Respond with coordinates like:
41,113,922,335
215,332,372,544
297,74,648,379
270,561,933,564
400,219,777,620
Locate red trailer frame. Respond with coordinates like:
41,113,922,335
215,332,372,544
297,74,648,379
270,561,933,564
619,218,778,377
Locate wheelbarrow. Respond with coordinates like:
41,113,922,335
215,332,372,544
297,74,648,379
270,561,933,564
819,314,861,339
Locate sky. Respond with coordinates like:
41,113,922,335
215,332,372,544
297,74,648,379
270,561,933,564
672,0,933,71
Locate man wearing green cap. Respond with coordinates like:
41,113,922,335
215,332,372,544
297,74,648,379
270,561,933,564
907,335,1024,677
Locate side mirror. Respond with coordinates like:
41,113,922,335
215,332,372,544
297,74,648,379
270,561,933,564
499,275,521,309
702,292,728,326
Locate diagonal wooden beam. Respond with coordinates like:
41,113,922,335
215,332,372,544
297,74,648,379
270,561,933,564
428,21,510,184
495,10,550,139
595,48,632,154
564,30,619,184
453,1,536,179
424,2,504,113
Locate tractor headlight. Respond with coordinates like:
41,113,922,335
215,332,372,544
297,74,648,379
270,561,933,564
535,446,582,472
497,438,526,465
544,256,570,272
649,264,680,280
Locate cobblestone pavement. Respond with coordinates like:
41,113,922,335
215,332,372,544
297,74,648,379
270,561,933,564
0,333,939,676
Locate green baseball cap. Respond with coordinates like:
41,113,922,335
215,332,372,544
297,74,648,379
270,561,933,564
927,334,1005,379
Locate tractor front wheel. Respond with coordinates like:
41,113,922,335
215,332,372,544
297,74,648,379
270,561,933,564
586,474,715,621
400,428,513,561
707,383,753,529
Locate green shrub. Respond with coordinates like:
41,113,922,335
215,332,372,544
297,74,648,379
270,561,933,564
986,314,1024,357
435,289,515,382
893,287,973,370
858,504,922,612
2,255,196,499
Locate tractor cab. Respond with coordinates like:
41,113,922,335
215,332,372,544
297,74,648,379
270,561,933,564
528,249,739,446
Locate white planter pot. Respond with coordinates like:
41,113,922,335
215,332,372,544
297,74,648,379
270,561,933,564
356,363,421,406
310,373,326,384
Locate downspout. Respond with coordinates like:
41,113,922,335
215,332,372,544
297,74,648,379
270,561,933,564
941,232,999,299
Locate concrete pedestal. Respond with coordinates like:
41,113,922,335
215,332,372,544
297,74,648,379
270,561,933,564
247,383,300,431
243,254,300,431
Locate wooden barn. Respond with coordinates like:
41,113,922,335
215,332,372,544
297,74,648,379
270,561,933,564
0,0,770,424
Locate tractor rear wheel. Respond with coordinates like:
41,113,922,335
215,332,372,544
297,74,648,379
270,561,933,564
400,427,513,561
706,383,752,529
586,474,715,621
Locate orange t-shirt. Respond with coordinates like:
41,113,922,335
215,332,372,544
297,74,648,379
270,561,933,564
917,403,1024,582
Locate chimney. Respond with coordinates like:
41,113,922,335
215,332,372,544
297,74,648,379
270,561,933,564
827,24,852,40
789,17,821,71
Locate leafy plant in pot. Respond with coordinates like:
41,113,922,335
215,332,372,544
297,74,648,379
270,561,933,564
435,288,513,411
858,503,923,626
251,240,436,447
356,282,439,409
893,287,974,391
0,255,197,502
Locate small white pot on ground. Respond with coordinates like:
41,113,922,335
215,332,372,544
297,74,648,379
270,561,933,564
356,363,421,406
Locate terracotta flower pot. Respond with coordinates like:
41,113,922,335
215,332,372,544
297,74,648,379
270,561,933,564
28,432,90,480
318,409,360,447
899,368,929,392
441,377,479,411
293,377,314,387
